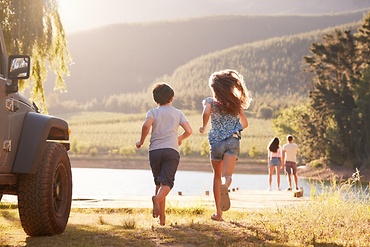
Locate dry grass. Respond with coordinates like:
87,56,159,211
1,180,370,247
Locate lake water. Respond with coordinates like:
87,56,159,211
4,168,366,203
71,168,312,198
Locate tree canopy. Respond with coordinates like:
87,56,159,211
0,0,70,112
274,12,370,169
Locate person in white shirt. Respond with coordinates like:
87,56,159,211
282,135,299,190
136,83,192,226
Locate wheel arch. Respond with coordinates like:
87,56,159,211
12,112,70,174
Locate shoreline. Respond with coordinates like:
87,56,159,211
70,156,370,183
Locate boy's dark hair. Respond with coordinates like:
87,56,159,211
287,135,293,141
152,83,174,105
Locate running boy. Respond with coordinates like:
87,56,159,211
136,83,192,226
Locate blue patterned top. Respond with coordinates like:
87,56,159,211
203,97,242,145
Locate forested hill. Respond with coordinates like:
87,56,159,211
47,10,370,114
100,22,359,114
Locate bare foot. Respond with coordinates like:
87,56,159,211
159,214,166,226
211,213,223,222
152,196,159,218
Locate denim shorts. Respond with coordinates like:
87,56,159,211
210,136,240,161
269,157,281,166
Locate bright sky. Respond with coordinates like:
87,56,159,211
59,0,370,34
58,0,226,33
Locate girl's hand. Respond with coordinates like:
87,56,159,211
199,126,205,134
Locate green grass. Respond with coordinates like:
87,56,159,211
65,111,275,158
1,180,369,246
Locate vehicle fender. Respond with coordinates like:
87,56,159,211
12,112,69,174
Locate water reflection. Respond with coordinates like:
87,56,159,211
71,168,313,199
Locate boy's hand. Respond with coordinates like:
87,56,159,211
136,141,143,148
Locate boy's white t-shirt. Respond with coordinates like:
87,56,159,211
147,105,188,152
283,143,298,162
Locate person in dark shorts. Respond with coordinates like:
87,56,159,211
136,83,192,226
199,69,252,222
282,135,299,190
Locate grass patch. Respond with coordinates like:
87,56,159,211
0,182,370,247
1,180,369,246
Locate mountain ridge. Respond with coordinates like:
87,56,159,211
44,9,370,113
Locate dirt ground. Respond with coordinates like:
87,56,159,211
70,156,370,183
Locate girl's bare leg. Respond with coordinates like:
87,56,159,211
211,159,223,219
222,154,237,188
268,166,274,190
276,167,281,190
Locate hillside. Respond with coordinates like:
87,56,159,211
46,10,370,114
98,22,359,114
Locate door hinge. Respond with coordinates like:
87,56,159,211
3,140,11,152
5,98,18,112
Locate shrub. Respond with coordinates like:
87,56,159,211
119,146,136,156
180,140,192,156
120,216,136,229
311,159,326,169
248,145,262,158
257,105,273,119
200,139,209,156
89,147,99,156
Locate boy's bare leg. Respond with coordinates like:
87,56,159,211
159,198,166,225
152,185,160,218
152,184,170,224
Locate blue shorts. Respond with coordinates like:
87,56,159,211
269,157,281,166
210,136,240,161
149,148,180,189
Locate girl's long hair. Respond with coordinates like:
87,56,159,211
268,137,280,153
209,69,252,116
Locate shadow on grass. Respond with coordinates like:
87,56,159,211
20,221,345,247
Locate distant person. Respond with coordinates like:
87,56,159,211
267,137,283,191
199,69,252,222
282,135,299,190
136,83,192,226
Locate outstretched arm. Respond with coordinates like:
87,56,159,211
178,122,192,146
239,108,248,129
136,117,154,148
199,102,211,134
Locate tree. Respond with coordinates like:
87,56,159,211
0,0,70,112
354,14,370,165
304,29,360,167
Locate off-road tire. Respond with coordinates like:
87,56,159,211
17,143,72,236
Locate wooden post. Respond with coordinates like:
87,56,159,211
293,187,304,198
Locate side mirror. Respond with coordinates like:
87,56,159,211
8,55,30,80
